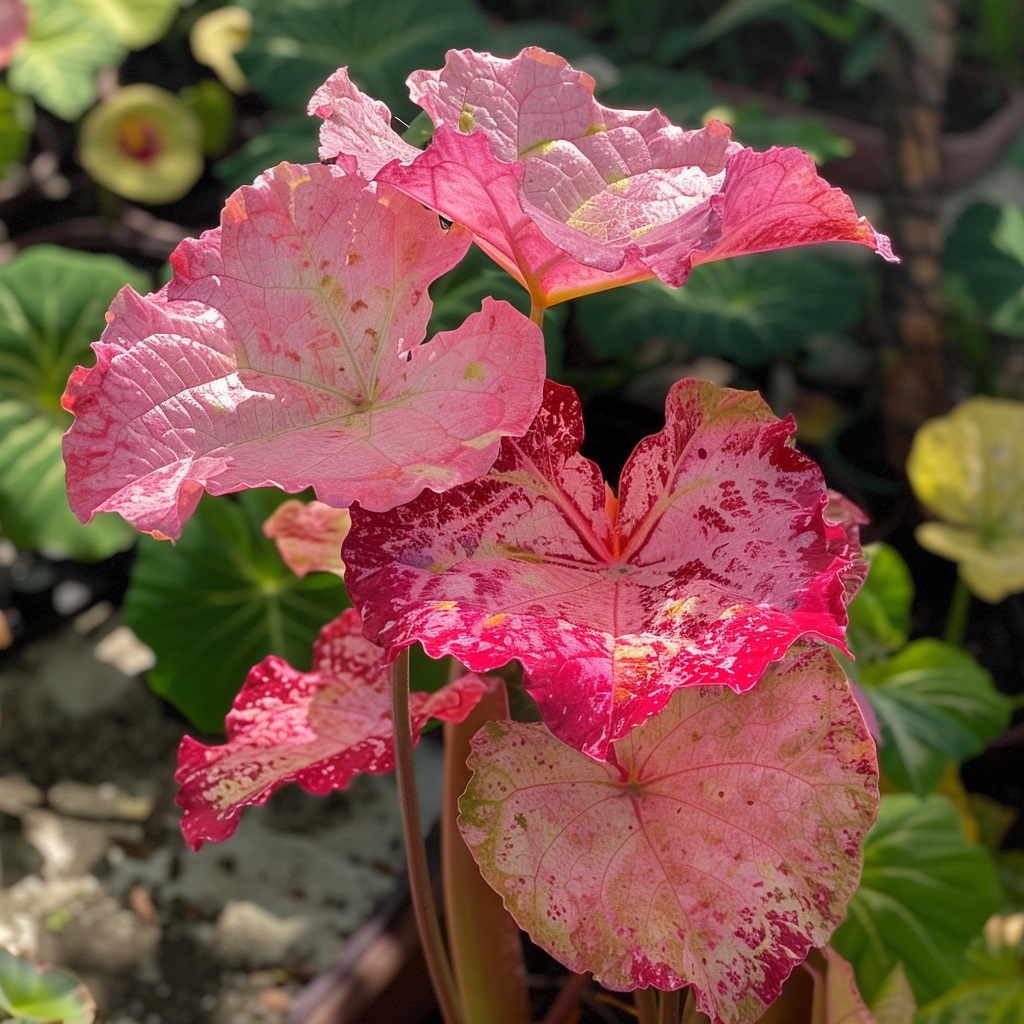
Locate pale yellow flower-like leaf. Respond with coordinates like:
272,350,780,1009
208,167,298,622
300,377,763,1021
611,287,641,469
907,397,1024,603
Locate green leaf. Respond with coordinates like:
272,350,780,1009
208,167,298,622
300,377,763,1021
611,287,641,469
0,947,95,1024
240,0,490,118
7,0,126,121
124,489,350,733
945,202,1024,338
576,254,862,369
72,0,184,50
846,542,914,663
859,639,1011,795
831,794,1002,1006
0,85,34,178
916,917,1024,1024
0,246,144,558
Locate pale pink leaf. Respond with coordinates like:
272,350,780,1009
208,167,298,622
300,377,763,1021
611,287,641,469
264,499,350,578
345,378,864,761
175,607,491,850
62,162,546,539
459,647,879,1024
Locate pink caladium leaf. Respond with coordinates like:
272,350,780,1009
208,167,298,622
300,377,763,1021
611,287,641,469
175,608,491,850
62,161,546,539
311,49,896,308
264,499,350,578
459,647,879,1024
345,378,865,761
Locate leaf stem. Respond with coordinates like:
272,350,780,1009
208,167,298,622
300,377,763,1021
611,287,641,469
658,989,681,1024
635,988,659,1024
540,972,592,1024
530,303,546,329
943,575,972,647
392,648,465,1024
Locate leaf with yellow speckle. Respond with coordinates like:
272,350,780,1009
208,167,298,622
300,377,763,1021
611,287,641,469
62,161,546,540
345,377,866,761
459,647,878,1024
175,607,493,849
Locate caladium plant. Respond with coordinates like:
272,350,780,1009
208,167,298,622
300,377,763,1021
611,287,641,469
61,46,898,1024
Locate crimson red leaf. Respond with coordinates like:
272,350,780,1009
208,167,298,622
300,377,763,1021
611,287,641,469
175,608,491,850
345,378,864,761
459,647,879,1024
62,162,546,539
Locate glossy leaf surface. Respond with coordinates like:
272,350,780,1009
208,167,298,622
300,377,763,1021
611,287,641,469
346,378,863,761
460,648,878,1024
63,161,546,539
831,794,1002,1005
176,607,489,849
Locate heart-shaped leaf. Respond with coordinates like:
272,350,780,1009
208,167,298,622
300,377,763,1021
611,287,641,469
176,607,490,849
124,489,350,732
0,947,95,1024
0,245,143,559
858,638,1011,795
345,377,864,761
459,647,878,1024
831,793,1002,1006
63,161,546,539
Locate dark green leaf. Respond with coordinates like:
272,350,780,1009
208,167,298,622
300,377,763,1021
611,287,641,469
240,0,490,119
0,246,145,558
576,254,862,369
0,85,34,178
832,794,1002,1005
124,489,350,732
859,639,1011,795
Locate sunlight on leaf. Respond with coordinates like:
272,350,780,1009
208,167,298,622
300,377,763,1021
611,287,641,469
264,499,350,579
62,162,546,539
460,647,877,1024
176,607,491,849
0,947,95,1024
312,48,896,308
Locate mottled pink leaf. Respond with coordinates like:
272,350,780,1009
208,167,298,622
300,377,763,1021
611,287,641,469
175,608,491,850
459,647,879,1024
264,499,350,578
62,162,546,539
312,48,895,307
345,378,864,761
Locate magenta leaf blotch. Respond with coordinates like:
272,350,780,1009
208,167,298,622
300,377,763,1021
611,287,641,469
62,161,546,539
175,608,491,850
345,378,864,760
459,648,879,1024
